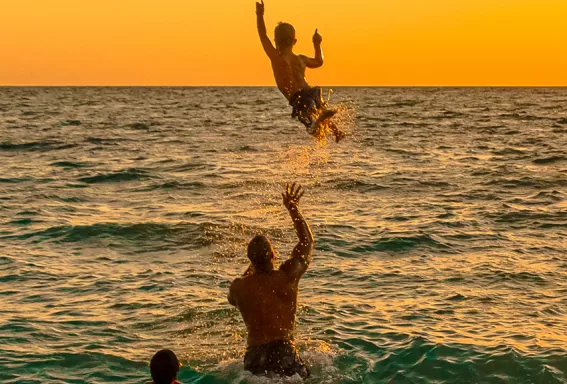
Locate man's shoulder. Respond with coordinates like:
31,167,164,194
230,276,246,287
236,270,288,285
230,274,258,291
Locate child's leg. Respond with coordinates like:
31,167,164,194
328,120,346,142
300,104,319,133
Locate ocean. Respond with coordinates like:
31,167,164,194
0,87,566,383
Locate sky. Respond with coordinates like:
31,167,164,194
1,0,566,86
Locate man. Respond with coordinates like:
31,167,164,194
228,183,314,378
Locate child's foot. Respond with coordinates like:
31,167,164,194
320,108,337,119
309,109,337,136
335,131,346,143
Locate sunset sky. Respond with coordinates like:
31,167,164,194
1,0,566,86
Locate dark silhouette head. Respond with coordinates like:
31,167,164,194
274,22,296,49
247,235,275,272
150,349,180,384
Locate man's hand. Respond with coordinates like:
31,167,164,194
312,29,322,45
282,182,304,211
256,0,264,16
279,182,313,280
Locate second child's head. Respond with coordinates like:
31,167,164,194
150,349,180,384
274,22,296,50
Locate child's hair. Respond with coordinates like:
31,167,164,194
150,349,180,384
274,22,296,49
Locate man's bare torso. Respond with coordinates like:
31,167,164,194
231,269,299,346
270,51,309,101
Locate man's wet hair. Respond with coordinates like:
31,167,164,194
150,349,180,384
274,22,296,49
247,235,275,271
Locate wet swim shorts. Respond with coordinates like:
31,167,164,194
244,340,310,378
289,87,326,132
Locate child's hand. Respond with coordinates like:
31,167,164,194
256,0,264,15
312,29,322,45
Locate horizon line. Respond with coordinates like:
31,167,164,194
1,85,567,88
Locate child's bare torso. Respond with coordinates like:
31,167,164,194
270,51,309,101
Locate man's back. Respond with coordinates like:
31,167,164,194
231,268,299,346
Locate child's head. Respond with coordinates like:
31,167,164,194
274,22,296,49
150,349,180,384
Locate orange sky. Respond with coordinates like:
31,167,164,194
1,0,566,86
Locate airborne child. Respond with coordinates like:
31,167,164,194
255,0,346,142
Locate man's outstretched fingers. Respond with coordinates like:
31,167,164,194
293,185,301,197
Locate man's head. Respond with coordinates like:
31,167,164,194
150,349,180,384
247,235,276,272
274,22,296,49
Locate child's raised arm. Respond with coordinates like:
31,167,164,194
301,29,324,68
256,1,277,59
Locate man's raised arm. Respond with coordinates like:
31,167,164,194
256,1,277,58
280,183,314,280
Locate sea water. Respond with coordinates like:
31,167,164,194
0,87,566,383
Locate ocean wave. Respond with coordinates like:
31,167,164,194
418,179,453,188
0,256,13,265
533,155,567,165
384,147,422,156
485,176,567,189
331,179,389,192
0,222,216,248
0,141,76,152
530,190,566,201
50,161,91,168
60,119,81,126
125,122,151,130
316,233,451,255
78,168,153,183
236,145,258,152
9,218,36,226
480,270,547,284
498,112,545,121
353,234,452,253
366,338,566,383
130,180,206,192
85,137,124,145
491,148,527,156
538,222,567,229
433,110,468,119
380,100,423,108
0,177,33,183
486,209,567,224
1,352,147,384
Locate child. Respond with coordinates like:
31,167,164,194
146,349,182,384
256,0,346,142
